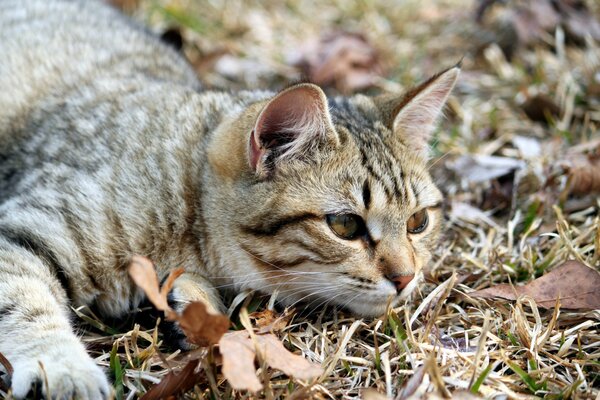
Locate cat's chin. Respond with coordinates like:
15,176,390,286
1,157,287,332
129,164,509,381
342,300,399,318
339,272,423,318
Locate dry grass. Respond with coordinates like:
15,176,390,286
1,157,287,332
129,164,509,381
7,0,600,398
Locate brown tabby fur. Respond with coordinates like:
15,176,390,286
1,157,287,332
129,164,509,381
0,0,459,398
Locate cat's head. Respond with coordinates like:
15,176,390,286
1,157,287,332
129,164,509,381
207,66,459,317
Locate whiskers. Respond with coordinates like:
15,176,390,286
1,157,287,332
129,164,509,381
209,236,382,314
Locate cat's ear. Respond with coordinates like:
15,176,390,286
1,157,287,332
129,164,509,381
249,83,337,176
376,65,459,157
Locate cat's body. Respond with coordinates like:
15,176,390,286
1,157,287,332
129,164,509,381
0,0,458,398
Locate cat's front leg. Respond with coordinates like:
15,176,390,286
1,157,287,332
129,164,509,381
0,243,111,399
164,272,225,349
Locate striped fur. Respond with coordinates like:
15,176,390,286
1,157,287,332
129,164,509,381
0,0,457,398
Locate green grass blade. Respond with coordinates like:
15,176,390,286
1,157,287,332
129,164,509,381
470,364,493,394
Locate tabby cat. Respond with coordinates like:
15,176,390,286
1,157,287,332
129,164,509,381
0,0,459,398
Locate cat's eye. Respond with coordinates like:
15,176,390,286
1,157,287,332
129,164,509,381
407,209,428,234
326,214,366,240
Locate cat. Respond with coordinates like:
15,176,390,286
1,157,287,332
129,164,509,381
0,0,459,398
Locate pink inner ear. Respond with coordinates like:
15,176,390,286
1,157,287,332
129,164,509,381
392,67,459,156
249,129,262,171
255,88,323,139
250,85,329,172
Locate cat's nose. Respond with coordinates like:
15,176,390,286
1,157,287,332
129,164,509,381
387,274,415,293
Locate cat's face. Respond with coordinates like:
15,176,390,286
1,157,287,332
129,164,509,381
208,66,458,317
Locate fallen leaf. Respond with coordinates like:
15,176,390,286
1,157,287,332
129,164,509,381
511,1,560,45
0,352,12,376
255,334,323,380
470,260,600,310
555,0,600,43
565,156,600,196
0,351,12,392
140,359,203,400
436,331,476,353
395,364,426,400
128,256,173,313
476,0,600,48
178,301,230,347
291,31,382,92
250,308,294,334
219,331,264,392
521,94,561,124
218,331,323,393
512,135,542,159
449,391,483,400
450,201,502,230
362,388,390,400
448,154,524,183
160,267,185,302
128,256,230,346
129,257,320,393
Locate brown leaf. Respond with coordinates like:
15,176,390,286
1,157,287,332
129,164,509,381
250,308,294,334
470,260,600,310
160,267,185,302
218,331,322,393
255,334,323,381
448,154,524,183
395,364,426,400
555,0,600,42
521,94,561,124
128,256,230,345
128,256,171,313
0,352,12,376
565,156,600,196
178,301,230,347
293,32,382,93
0,351,12,392
140,359,203,400
219,331,263,392
511,1,561,45
362,388,390,400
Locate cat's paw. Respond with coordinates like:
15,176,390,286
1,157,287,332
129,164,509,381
9,343,112,400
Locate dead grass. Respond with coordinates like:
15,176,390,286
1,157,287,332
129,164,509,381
6,0,599,398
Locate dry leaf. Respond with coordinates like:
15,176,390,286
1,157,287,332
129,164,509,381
0,351,12,393
362,388,390,400
178,301,230,347
448,154,524,183
219,331,264,392
129,257,320,393
450,201,501,230
0,352,12,376
218,331,323,393
565,156,600,196
470,260,600,310
128,256,173,313
255,334,323,380
250,308,294,334
555,0,600,42
140,359,203,400
477,0,600,48
395,365,426,400
511,1,560,45
512,135,541,159
128,256,230,345
521,94,561,124
292,31,381,92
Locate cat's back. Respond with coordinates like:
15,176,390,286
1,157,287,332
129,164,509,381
0,0,200,134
